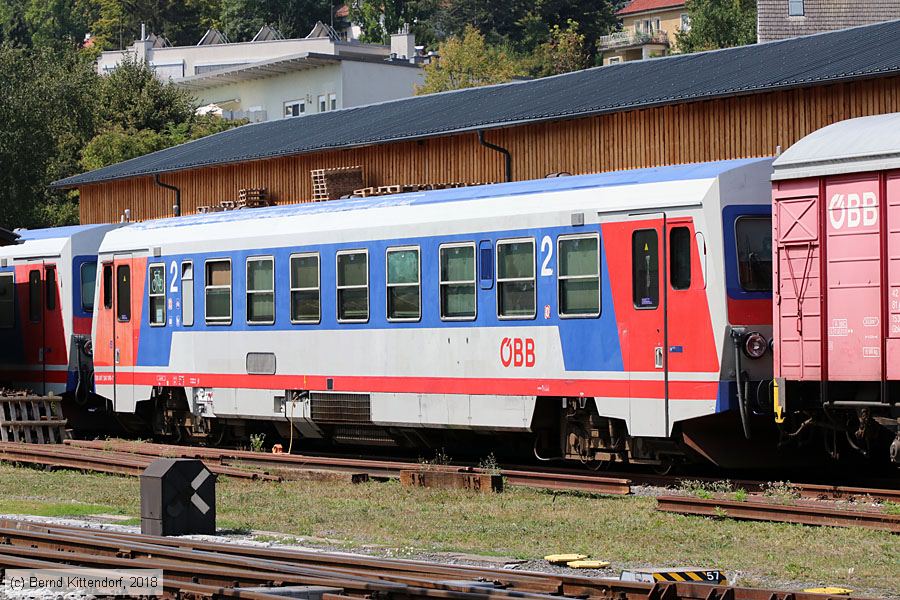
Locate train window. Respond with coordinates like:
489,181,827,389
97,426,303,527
497,238,536,319
116,264,131,322
290,253,320,323
336,250,368,322
0,273,13,328
386,246,420,321
735,217,773,292
440,243,476,320
205,259,232,324
80,262,97,312
181,262,194,327
102,264,113,309
45,267,56,311
632,229,659,309
148,263,166,326
28,270,41,322
557,234,600,317
247,256,275,325
669,227,691,290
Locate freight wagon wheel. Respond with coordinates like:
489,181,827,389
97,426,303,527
652,458,675,476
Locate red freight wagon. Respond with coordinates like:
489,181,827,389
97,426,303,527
771,113,900,465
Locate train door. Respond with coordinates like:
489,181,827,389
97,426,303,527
22,260,45,394
42,263,61,391
629,217,669,436
112,255,135,410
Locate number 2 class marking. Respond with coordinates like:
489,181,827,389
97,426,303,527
541,235,553,276
169,260,179,293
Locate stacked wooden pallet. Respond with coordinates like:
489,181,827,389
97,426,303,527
238,187,272,208
311,166,364,201
0,391,68,443
352,181,493,198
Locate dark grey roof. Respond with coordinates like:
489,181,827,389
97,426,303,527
54,19,900,189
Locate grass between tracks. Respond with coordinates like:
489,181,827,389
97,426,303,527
0,464,897,594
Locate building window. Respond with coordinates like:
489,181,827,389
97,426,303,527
336,250,368,322
28,270,41,322
386,246,420,321
670,227,692,290
440,243,476,320
632,229,659,309
290,253,320,323
607,56,623,65
735,217,773,292
247,257,275,325
329,93,337,110
318,95,327,112
0,273,14,329
557,235,601,318
205,259,232,324
654,18,660,31
182,261,194,327
680,13,691,31
284,100,305,117
497,238,536,319
80,262,97,313
788,0,804,16
116,265,131,322
148,263,166,326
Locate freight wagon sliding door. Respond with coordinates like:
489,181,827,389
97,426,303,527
886,173,900,380
824,176,882,381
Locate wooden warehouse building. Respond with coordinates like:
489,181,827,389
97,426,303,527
56,20,900,224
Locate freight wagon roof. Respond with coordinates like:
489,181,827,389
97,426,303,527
127,158,769,231
53,20,900,189
772,112,900,180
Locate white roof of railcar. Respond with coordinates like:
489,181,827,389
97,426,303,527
772,112,900,181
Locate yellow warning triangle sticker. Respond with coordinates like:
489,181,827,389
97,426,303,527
644,243,649,251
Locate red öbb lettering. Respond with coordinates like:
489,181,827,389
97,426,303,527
500,337,536,368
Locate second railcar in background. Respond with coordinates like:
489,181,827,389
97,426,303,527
772,113,900,465
92,158,778,468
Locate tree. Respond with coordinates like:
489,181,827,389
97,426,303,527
529,19,590,77
88,0,219,50
351,0,439,47
416,25,520,95
676,0,756,53
218,0,336,42
0,46,96,228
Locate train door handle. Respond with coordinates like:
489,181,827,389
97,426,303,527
115,348,120,364
38,348,44,362
654,346,663,369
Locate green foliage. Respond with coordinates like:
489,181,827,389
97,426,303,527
0,46,96,228
676,0,756,53
527,19,590,77
416,25,521,94
219,0,336,42
88,0,218,49
249,432,266,453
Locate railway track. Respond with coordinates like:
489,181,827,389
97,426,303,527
0,518,882,600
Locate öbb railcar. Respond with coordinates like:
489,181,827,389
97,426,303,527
92,158,777,468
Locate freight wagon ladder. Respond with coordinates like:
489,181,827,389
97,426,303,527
0,393,68,443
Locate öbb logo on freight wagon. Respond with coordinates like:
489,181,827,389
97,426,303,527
828,192,878,230
500,337,536,368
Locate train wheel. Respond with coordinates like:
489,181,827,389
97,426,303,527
652,458,675,476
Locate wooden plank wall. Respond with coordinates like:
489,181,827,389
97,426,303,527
78,75,900,224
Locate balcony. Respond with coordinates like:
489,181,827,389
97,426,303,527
598,29,670,50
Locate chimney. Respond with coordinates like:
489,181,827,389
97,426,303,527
390,25,415,60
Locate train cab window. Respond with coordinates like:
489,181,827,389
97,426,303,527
735,216,773,292
148,264,166,326
632,229,659,309
336,250,368,322
102,264,113,309
45,267,56,311
669,227,691,290
440,243,476,320
557,234,600,317
0,273,14,329
497,238,536,319
116,265,131,322
80,262,97,312
290,253,320,323
181,262,194,327
386,246,420,321
247,257,275,325
28,270,41,322
205,259,232,324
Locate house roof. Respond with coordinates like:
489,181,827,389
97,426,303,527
617,0,685,16
53,19,900,189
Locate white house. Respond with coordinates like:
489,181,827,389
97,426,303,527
96,24,425,123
